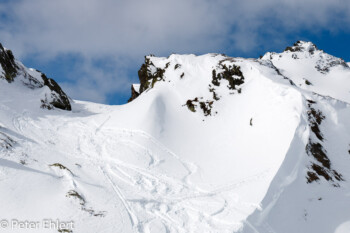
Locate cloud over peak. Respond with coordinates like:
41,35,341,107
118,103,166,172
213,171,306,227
0,0,349,103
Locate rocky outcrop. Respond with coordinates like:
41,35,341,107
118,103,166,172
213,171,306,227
282,41,349,73
284,41,318,53
305,100,344,186
0,42,71,111
0,43,18,82
138,56,165,93
211,63,244,90
127,84,140,103
128,56,166,102
40,73,71,110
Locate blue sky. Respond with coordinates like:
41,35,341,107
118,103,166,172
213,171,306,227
1,0,350,105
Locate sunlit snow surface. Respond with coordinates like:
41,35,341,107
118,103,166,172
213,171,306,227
0,42,350,232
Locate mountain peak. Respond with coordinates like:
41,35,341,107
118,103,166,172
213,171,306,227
284,40,318,53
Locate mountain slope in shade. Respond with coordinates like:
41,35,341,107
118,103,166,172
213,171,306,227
0,41,349,233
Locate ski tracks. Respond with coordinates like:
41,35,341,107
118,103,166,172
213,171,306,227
74,124,268,232
99,165,140,233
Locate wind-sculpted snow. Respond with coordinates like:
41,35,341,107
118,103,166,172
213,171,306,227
0,41,349,233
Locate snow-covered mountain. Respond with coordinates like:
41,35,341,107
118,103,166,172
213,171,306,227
0,41,349,233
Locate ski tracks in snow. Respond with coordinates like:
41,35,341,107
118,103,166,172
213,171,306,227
71,123,269,232
99,165,140,232
8,113,270,233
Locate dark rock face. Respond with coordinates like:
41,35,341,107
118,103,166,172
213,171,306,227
305,100,344,186
40,74,71,111
138,57,165,93
128,56,166,102
307,105,325,141
185,98,214,116
211,64,244,90
0,42,71,111
315,58,349,74
127,85,140,103
0,43,18,82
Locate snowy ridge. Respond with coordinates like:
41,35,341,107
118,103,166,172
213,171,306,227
261,41,350,103
0,43,71,111
0,41,350,233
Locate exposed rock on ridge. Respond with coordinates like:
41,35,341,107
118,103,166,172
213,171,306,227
0,43,71,111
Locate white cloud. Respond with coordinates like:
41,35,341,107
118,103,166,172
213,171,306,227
0,0,227,58
2,0,349,57
0,0,349,103
58,56,132,103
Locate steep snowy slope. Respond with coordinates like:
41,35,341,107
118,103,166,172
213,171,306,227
0,41,349,233
242,42,350,233
243,99,350,233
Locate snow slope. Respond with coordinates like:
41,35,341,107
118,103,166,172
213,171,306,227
0,41,349,233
